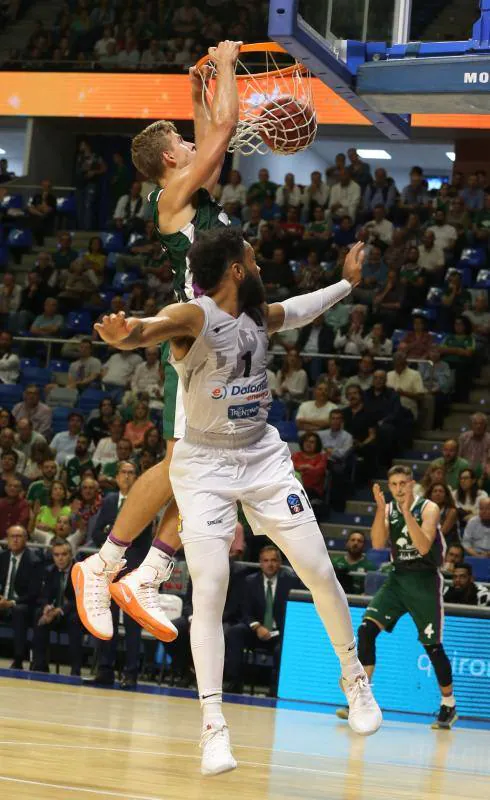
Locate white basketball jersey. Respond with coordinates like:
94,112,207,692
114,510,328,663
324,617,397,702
169,295,271,438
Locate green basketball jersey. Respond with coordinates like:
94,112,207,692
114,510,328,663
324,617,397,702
148,186,229,303
388,498,444,572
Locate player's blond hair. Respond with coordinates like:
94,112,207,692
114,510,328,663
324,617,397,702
131,120,177,183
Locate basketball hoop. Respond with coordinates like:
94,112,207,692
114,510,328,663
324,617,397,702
194,43,317,156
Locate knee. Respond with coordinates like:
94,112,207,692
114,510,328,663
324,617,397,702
303,555,336,592
357,618,381,665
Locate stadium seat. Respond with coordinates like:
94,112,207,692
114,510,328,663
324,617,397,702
412,307,436,321
51,405,83,432
1,194,23,210
56,195,77,216
106,252,119,270
66,311,93,335
445,266,472,288
426,287,443,307
45,387,78,408
275,420,298,442
112,271,139,291
50,359,70,373
458,248,487,269
0,384,23,409
100,231,124,253
79,388,106,413
21,366,51,387
7,228,33,249
268,399,287,423
20,358,40,369
126,232,144,249
391,329,407,350
366,548,391,568
464,557,490,582
475,269,490,288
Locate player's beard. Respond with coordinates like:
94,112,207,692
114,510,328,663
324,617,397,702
238,271,266,324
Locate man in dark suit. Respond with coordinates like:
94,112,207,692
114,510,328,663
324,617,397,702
88,461,152,688
224,545,298,693
31,538,84,675
0,525,43,668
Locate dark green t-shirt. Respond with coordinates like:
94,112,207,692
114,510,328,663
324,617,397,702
27,480,49,506
65,456,94,490
388,498,444,572
331,554,376,594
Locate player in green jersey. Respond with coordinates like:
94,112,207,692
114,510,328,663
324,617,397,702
73,40,242,645
338,465,457,729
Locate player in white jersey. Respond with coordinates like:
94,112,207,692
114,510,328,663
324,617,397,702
95,228,382,776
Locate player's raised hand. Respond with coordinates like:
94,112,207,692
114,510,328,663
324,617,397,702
208,40,243,67
189,64,212,90
342,241,365,287
372,483,386,512
94,311,140,346
399,481,415,516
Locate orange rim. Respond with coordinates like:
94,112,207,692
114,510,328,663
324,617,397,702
194,41,307,81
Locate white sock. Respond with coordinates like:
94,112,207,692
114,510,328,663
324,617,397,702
98,539,128,568
442,694,456,708
202,693,225,730
140,545,173,577
335,640,365,682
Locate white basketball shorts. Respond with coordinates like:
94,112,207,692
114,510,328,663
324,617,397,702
169,424,317,544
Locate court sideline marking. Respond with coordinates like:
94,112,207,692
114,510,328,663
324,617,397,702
0,775,164,800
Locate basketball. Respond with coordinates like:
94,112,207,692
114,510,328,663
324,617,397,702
258,96,317,154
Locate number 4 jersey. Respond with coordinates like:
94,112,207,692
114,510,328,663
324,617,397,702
387,498,445,572
170,295,272,438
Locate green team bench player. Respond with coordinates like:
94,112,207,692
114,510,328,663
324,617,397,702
337,465,457,730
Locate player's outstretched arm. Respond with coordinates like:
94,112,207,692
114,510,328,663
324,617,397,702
94,305,204,350
266,242,364,334
172,40,241,205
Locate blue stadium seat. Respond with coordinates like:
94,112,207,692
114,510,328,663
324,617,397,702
445,266,472,288
51,405,83,433
464,557,490,582
366,548,391,568
426,287,443,307
112,271,139,291
459,248,487,269
66,311,93,335
106,252,119,270
20,358,40,369
126,232,144,250
1,194,23,210
413,306,437,321
56,195,77,216
0,384,23,409
275,420,298,442
391,329,407,350
0,244,7,268
328,512,374,527
50,359,70,373
268,399,287,423
7,228,33,249
475,269,490,288
79,388,106,413
100,231,124,253
21,366,51,387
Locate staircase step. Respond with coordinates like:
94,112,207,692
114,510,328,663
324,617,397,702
397,458,429,476
417,430,460,442
320,522,371,540
470,388,490,402
443,414,471,432
450,402,487,414
346,500,376,515
413,439,444,454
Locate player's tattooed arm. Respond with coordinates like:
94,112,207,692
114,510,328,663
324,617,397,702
94,305,204,349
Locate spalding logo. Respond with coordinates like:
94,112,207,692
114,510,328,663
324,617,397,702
211,386,227,399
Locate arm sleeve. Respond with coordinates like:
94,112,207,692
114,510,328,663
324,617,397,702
277,280,352,332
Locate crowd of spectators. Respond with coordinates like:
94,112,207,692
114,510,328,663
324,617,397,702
0,145,489,688
4,0,268,70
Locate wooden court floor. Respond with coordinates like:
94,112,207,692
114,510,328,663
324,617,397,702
0,677,488,800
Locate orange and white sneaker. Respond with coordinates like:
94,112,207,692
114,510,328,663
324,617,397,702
71,554,125,640
110,564,178,642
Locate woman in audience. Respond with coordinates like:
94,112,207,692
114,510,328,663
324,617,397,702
124,400,155,450
276,349,309,405
0,407,15,430
292,433,328,503
31,480,72,544
425,482,460,545
143,426,165,461
413,463,446,498
440,315,476,401
23,441,55,482
84,236,106,286
452,468,488,525
334,304,367,355
401,315,433,359
128,282,149,314
363,321,393,357
85,397,116,444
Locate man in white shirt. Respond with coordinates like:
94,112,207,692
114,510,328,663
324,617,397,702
319,408,354,458
386,351,425,420
427,209,457,251
0,331,20,384
276,173,303,208
328,170,361,222
67,339,102,390
128,346,163,407
302,170,330,213
15,418,46,460
102,351,143,395
113,181,145,234
50,412,85,466
92,418,125,467
418,230,445,275
296,382,338,432
219,170,247,210
140,39,166,68
364,204,394,245
0,272,22,314
116,39,140,69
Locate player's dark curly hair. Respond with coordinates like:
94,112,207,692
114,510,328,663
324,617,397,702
188,227,246,291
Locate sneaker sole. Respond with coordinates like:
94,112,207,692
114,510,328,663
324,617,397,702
431,713,458,730
336,708,349,721
109,581,178,642
71,563,113,641
201,758,237,777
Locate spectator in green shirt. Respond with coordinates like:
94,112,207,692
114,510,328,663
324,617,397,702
63,435,95,491
246,168,278,205
331,531,377,594
431,439,470,490
440,316,476,401
26,458,58,506
52,232,78,271
441,271,471,329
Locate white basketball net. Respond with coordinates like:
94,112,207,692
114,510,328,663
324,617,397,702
198,50,317,156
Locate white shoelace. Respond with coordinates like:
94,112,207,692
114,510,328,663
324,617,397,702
200,724,229,752
345,675,375,710
85,559,126,616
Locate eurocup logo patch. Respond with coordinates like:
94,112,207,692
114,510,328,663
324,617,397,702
287,493,304,515
211,386,227,399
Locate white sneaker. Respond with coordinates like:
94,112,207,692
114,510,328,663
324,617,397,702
109,564,178,642
71,554,125,640
341,673,382,736
200,723,237,776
